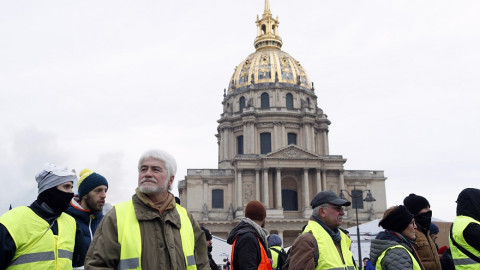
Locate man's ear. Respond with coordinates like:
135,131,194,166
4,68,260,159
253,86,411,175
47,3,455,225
168,176,175,186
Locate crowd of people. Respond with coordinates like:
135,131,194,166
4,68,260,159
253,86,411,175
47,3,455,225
0,148,478,270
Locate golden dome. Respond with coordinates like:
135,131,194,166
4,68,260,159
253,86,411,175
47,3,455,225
227,0,312,93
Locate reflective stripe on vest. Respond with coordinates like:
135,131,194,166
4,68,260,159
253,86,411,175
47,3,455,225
0,206,76,270
269,246,281,268
115,200,197,270
303,220,357,270
449,216,480,269
231,236,272,270
375,244,421,270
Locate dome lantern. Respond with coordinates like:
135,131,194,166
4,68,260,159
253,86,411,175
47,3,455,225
254,0,283,51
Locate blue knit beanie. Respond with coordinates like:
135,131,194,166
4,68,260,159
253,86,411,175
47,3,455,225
267,234,282,247
78,169,108,198
429,222,439,234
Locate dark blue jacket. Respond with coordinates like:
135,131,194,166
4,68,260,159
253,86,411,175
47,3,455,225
65,200,104,262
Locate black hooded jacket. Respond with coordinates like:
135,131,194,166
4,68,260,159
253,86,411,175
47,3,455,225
456,188,480,251
227,220,270,270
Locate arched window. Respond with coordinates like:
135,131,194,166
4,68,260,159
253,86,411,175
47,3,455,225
239,96,246,112
212,189,224,209
237,136,244,155
286,93,293,109
287,133,297,145
282,190,298,210
261,24,266,35
260,132,271,154
261,93,270,109
306,98,311,108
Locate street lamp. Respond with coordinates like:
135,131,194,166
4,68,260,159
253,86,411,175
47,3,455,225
339,186,376,269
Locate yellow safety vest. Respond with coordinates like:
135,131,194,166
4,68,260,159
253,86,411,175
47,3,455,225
303,220,357,270
115,200,197,270
0,206,76,270
449,215,480,269
269,246,282,268
375,244,421,270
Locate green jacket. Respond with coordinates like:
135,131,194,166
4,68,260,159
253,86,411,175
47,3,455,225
84,194,209,270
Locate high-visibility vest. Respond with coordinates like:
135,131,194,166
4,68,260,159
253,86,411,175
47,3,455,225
449,215,480,269
115,200,197,270
269,246,282,268
231,236,272,270
375,244,421,270
0,206,76,270
303,220,357,270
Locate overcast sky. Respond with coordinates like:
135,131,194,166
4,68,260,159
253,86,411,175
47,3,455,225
1,0,479,222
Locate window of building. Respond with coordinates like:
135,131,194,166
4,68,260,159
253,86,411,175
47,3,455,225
306,98,311,108
237,136,244,155
239,96,246,112
352,189,364,209
261,93,270,109
260,132,271,154
287,133,297,145
282,189,298,210
212,189,224,209
286,93,293,109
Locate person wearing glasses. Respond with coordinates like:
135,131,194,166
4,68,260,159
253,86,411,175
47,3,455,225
370,205,423,270
0,163,85,269
287,191,357,270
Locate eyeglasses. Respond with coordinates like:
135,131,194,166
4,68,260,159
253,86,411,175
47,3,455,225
410,219,416,226
321,204,345,212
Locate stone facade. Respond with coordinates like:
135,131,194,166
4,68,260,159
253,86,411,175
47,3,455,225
178,1,387,246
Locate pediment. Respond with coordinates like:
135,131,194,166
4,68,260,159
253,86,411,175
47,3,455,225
266,145,320,159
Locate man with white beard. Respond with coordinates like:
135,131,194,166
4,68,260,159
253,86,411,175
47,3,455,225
85,149,209,270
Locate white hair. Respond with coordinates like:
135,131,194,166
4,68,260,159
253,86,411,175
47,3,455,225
138,149,177,191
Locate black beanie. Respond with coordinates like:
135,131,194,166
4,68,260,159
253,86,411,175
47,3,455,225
200,226,212,241
379,205,414,233
403,193,430,215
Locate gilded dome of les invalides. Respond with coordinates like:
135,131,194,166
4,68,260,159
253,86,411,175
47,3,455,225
227,0,312,93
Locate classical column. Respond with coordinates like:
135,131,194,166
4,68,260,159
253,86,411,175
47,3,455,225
303,168,310,208
255,170,260,201
339,170,345,192
322,130,328,155
275,168,282,209
325,130,330,155
273,123,279,151
263,169,270,208
278,230,284,247
322,170,327,192
237,170,243,208
316,169,321,193
203,179,208,206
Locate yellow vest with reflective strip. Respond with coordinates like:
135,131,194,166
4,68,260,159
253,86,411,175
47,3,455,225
0,206,76,270
269,246,281,268
375,244,421,270
115,200,197,270
304,220,357,270
449,215,480,269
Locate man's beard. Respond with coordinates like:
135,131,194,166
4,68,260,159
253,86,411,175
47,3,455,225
139,177,168,195
84,194,104,213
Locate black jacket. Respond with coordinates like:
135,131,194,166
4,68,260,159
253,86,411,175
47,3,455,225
227,220,270,270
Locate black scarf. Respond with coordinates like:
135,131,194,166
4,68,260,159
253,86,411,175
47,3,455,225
313,216,342,244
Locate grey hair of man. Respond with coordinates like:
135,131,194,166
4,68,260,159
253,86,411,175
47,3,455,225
312,205,323,218
138,149,177,191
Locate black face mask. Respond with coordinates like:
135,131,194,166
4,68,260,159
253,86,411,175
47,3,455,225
415,210,432,231
208,245,213,253
38,187,74,214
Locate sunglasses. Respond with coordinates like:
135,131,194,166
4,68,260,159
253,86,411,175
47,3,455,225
322,204,345,212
